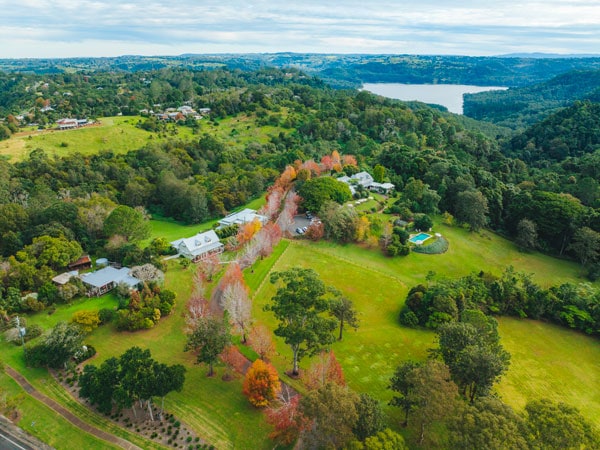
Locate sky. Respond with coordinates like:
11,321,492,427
1,0,600,58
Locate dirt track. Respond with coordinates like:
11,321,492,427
4,366,142,450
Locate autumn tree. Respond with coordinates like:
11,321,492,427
184,315,230,377
221,278,252,343
199,253,221,282
330,296,360,340
248,324,275,361
243,359,281,407
303,350,345,390
266,387,308,446
265,268,337,375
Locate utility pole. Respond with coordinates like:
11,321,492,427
15,316,26,363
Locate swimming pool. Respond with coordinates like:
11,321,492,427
409,232,432,244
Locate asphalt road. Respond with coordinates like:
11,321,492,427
0,427,35,450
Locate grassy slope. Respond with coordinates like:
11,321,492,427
0,112,290,162
0,372,120,450
250,226,599,426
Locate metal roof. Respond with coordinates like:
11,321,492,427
80,266,140,288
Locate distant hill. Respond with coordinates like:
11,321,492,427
505,100,600,163
3,54,600,90
497,53,600,59
463,70,600,129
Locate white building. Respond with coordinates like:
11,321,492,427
339,171,395,195
170,230,224,262
217,208,267,229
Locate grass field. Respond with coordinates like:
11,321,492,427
2,216,598,448
249,231,599,426
0,112,291,162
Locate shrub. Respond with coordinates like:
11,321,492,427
74,344,96,363
98,308,116,324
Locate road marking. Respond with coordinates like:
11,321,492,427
0,431,28,450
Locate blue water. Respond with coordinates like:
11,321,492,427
409,232,431,244
362,83,507,114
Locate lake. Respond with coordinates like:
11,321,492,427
362,83,507,114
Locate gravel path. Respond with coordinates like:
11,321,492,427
4,366,142,450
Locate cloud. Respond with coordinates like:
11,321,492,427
0,0,599,57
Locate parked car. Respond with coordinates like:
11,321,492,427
301,226,308,233
306,211,313,219
295,227,304,234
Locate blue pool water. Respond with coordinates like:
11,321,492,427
409,232,431,244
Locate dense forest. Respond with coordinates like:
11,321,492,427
464,70,600,129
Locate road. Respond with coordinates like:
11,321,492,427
0,416,48,450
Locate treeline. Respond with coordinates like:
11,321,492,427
4,53,600,90
400,267,600,337
464,70,600,129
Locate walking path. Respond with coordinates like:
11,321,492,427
4,366,142,450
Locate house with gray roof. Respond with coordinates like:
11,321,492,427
217,208,267,229
79,266,141,297
339,171,395,195
170,230,224,262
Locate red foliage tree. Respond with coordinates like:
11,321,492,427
266,386,309,446
320,155,333,172
243,359,281,408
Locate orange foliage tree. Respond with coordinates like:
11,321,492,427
243,359,281,408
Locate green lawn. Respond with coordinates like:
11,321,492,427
0,372,119,449
249,234,599,429
2,215,598,448
497,317,600,423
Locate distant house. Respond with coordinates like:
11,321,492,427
68,255,92,271
79,266,141,297
170,230,224,262
56,118,79,129
339,171,395,195
218,208,267,229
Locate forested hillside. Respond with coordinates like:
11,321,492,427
464,70,600,129
1,67,600,287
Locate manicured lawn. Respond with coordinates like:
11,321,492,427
250,234,599,429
